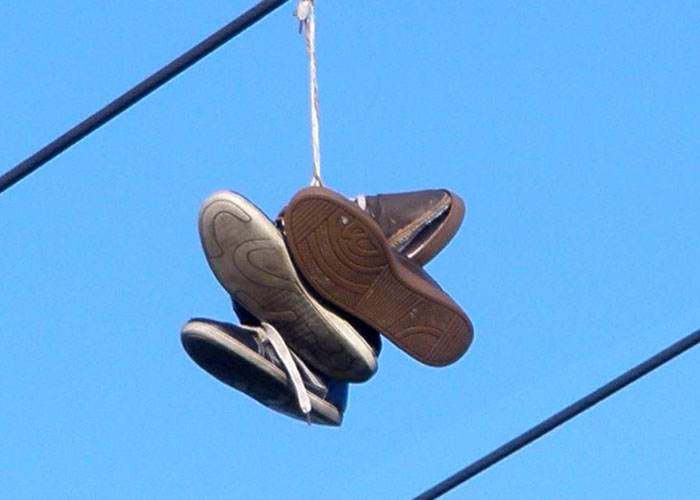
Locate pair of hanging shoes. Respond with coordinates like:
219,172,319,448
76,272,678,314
182,187,472,425
283,187,473,367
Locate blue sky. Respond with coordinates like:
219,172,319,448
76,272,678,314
1,1,699,498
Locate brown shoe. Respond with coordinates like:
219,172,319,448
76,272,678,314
356,189,465,266
282,187,473,367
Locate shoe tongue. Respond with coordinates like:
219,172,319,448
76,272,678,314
362,190,452,254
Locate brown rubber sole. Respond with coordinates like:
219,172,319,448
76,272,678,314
283,187,473,367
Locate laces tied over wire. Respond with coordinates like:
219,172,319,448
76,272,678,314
295,0,323,187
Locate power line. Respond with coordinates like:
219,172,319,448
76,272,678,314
413,327,700,500
0,0,292,195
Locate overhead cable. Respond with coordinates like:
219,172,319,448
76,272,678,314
0,0,292,195
413,327,700,500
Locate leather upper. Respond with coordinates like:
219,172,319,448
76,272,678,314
361,189,465,266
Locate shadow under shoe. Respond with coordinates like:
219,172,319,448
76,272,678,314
282,186,474,367
181,318,347,426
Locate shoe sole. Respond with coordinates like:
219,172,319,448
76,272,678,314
199,191,377,382
283,187,473,366
181,320,341,426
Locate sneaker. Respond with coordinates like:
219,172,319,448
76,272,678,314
198,191,379,382
181,318,347,426
282,186,474,367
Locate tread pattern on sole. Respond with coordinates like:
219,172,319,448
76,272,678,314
199,195,376,382
287,195,472,366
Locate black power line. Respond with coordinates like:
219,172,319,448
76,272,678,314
413,327,700,500
0,0,292,195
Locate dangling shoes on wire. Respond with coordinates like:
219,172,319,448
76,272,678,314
282,186,474,367
198,190,380,382
181,317,347,426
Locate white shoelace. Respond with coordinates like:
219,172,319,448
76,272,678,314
295,0,322,187
355,194,367,211
247,322,325,421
